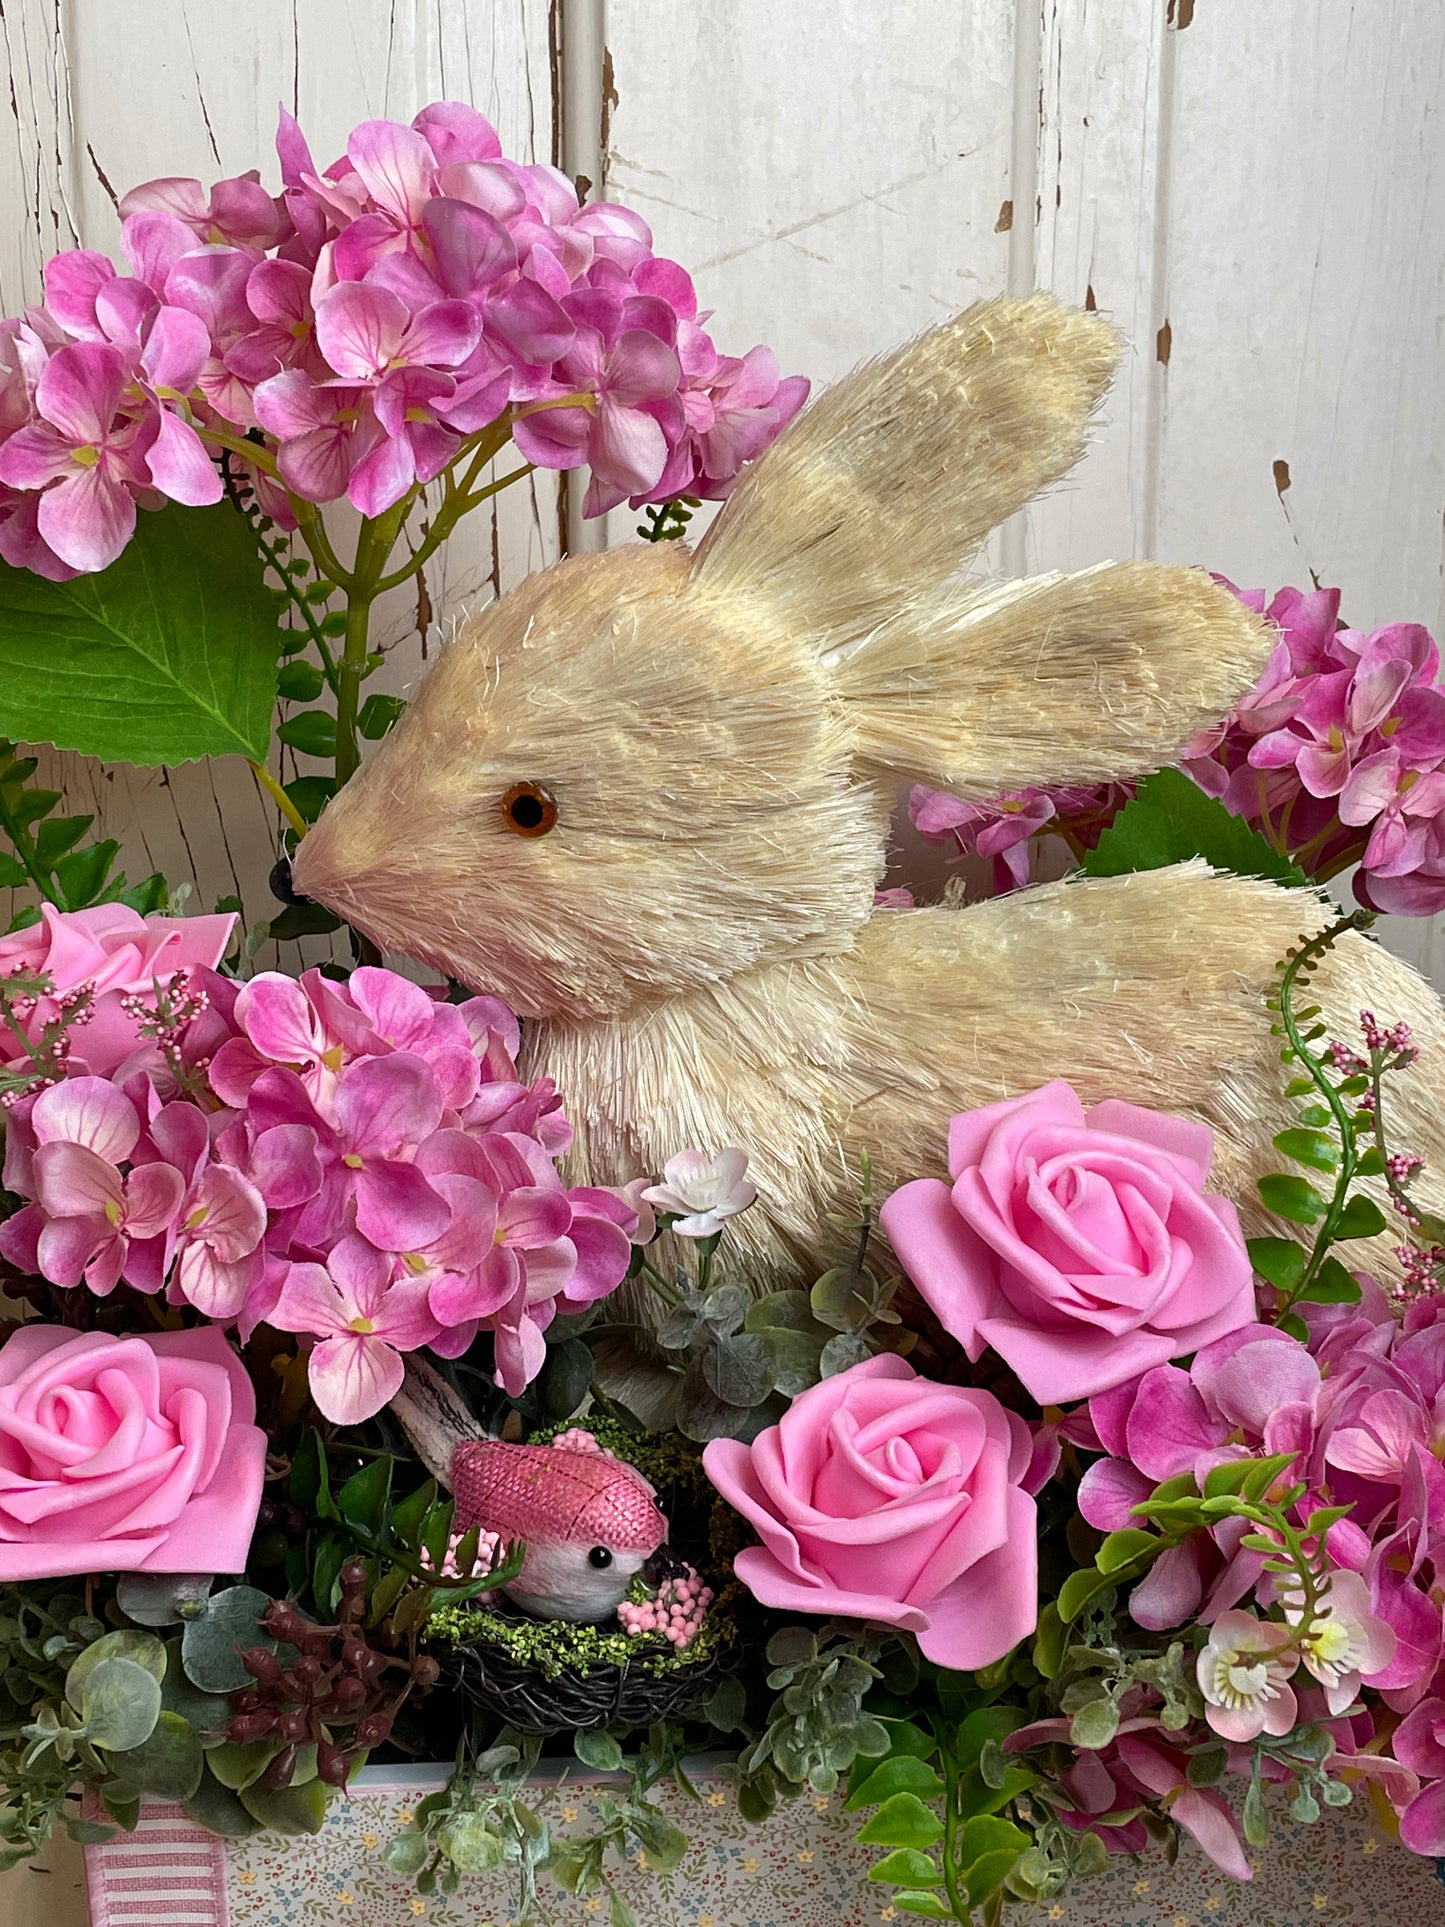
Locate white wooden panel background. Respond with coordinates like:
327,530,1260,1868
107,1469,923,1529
0,1,1442,1916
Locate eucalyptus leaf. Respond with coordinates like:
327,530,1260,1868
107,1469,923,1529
117,1573,214,1628
575,1730,624,1773
437,1813,504,1871
240,1774,330,1835
181,1586,277,1693
67,1630,168,1706
75,1657,163,1753
102,1710,203,1801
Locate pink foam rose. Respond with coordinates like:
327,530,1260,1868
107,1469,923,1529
880,1080,1256,1405
0,1324,265,1578
0,903,235,1076
703,1355,1037,1668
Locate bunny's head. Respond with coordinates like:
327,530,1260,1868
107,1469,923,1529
295,294,1271,1021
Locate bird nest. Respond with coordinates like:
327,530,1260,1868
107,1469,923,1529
427,1419,744,1737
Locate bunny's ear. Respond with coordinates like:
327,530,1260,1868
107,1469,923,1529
691,291,1119,640
828,561,1269,795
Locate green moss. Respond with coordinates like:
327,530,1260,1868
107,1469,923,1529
427,1593,734,1682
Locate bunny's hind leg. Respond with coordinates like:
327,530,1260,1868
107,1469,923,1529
839,863,1445,1282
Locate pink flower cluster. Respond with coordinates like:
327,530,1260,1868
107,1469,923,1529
0,915,637,1425
0,103,807,577
616,1565,714,1648
1186,584,1445,914
1074,1291,1445,1851
908,783,1131,895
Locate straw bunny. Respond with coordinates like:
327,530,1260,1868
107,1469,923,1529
294,292,1445,1291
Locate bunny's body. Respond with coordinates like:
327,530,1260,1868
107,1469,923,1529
294,293,1445,1288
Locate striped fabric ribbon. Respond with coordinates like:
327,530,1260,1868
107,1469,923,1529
84,1804,226,1927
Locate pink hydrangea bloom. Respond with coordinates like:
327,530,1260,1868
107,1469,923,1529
0,911,629,1425
0,102,806,566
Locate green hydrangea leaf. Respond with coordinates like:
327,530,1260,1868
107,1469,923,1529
0,501,282,764
1081,767,1309,888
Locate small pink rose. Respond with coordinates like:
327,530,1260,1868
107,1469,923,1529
703,1355,1037,1669
0,903,235,1076
880,1080,1256,1405
0,1324,265,1578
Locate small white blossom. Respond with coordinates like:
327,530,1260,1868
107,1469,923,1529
1280,1569,1396,1713
641,1147,757,1238
1197,1611,1299,1743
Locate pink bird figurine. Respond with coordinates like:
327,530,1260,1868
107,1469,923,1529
452,1430,668,1622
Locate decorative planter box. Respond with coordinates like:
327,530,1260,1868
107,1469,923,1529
82,1763,1443,1927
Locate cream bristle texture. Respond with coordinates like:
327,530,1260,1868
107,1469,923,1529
831,561,1272,796
294,291,1445,1303
693,291,1120,641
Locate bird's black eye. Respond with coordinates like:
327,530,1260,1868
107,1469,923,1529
588,1546,613,1570
500,780,558,837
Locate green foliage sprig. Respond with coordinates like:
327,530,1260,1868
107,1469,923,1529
635,496,699,543
1250,911,1394,1334
0,743,167,931
641,1157,910,1442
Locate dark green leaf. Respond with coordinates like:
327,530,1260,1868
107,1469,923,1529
9,787,60,824
358,693,408,739
389,1478,438,1547
33,814,93,863
52,840,120,908
283,775,335,823
103,1710,203,1800
277,661,326,703
1297,1258,1363,1306
1257,1174,1327,1225
960,1813,1029,1906
1095,1527,1156,1573
336,1455,393,1533
540,1338,595,1421
289,1429,332,1516
117,872,169,914
1336,1192,1388,1239
277,709,337,758
239,1774,330,1835
1272,1128,1339,1173
266,902,343,940
0,501,282,764
1080,767,1309,888
1247,1235,1307,1289
0,853,27,888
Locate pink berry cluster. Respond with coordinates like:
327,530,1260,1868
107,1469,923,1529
0,102,808,579
616,1566,714,1649
419,1525,503,1583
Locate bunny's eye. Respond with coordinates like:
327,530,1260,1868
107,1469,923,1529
500,781,558,837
